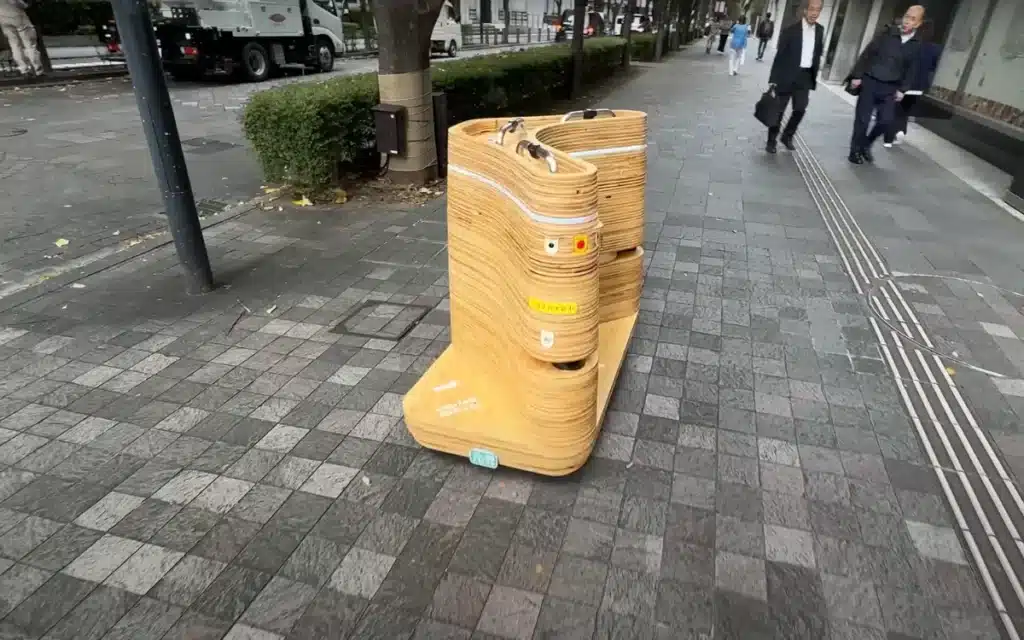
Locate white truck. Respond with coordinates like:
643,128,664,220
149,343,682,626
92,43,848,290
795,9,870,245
429,0,462,57
154,0,346,81
368,1,461,58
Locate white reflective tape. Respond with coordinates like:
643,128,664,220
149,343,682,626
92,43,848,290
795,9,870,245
568,144,647,158
448,164,598,226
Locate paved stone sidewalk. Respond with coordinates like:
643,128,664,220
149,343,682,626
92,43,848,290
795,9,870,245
0,44,548,297
0,49,1004,639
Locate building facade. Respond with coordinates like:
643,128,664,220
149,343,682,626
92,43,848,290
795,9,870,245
769,0,1023,210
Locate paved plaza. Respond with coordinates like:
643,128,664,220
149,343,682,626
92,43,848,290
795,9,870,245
0,44,540,297
0,47,1023,639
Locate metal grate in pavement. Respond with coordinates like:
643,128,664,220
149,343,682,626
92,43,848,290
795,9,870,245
181,137,241,155
0,126,27,138
330,301,431,340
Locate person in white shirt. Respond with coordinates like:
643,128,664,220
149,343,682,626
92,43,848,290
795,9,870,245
764,0,825,154
0,0,43,76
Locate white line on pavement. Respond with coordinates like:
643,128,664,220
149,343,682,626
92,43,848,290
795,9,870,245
793,133,1024,640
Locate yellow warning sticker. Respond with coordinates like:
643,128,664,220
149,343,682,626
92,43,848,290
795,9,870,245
572,235,589,254
528,298,578,315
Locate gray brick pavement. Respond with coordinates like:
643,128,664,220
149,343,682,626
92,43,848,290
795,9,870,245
0,48,1008,638
0,44,544,295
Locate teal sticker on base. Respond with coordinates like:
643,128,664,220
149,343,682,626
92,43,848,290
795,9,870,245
469,448,499,469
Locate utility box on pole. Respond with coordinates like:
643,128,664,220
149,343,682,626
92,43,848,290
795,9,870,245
110,0,214,294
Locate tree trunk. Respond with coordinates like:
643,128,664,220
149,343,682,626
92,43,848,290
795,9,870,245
374,0,445,184
621,0,634,66
652,0,665,61
502,0,510,43
569,0,586,97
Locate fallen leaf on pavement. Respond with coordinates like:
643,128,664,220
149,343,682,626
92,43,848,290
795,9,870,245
293,196,313,207
71,283,86,289
54,238,69,248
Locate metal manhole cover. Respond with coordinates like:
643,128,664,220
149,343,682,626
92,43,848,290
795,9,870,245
0,127,27,138
331,301,431,341
182,137,240,155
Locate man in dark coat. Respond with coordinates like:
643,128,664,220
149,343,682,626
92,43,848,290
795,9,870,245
845,5,924,163
756,12,774,61
766,0,825,154
884,18,940,146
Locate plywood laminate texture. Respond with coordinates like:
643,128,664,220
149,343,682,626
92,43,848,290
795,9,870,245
403,110,648,476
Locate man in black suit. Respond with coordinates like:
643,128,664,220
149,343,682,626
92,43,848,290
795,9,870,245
755,12,774,61
766,0,825,154
846,5,925,164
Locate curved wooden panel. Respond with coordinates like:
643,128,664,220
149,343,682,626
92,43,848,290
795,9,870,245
403,109,648,476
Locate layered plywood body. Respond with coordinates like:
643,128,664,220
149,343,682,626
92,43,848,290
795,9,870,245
403,110,648,476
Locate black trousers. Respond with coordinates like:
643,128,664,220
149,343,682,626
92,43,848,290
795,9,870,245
885,94,919,143
718,33,728,52
851,75,899,151
757,38,769,59
768,71,813,142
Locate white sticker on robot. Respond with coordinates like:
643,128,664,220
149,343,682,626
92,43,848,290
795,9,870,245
438,397,479,417
540,330,555,349
544,239,559,255
433,380,458,392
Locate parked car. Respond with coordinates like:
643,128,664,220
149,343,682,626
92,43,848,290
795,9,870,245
554,9,605,41
612,14,650,36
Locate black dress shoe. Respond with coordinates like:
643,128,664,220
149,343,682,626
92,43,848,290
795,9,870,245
860,146,874,163
848,151,863,164
780,135,796,151
766,140,778,154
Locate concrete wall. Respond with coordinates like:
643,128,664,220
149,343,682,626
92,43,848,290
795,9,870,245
931,0,987,93
960,0,1024,112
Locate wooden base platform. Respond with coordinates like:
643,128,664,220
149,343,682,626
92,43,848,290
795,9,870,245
403,312,638,476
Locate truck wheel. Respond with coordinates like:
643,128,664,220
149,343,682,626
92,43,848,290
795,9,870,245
241,42,270,82
315,38,335,73
447,40,458,57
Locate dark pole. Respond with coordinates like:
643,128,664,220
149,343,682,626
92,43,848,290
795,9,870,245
570,0,586,97
621,0,634,67
109,0,214,294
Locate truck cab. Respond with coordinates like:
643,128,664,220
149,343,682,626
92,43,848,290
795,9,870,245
307,0,347,66
430,0,462,57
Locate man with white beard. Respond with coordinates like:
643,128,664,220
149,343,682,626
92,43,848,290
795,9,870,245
0,0,44,77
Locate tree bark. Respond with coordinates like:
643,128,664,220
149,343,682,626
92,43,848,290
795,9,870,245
569,0,586,97
652,0,665,61
374,0,445,184
620,0,634,66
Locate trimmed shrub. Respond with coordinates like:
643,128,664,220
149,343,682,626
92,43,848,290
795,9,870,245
630,31,681,61
242,37,627,189
630,34,657,61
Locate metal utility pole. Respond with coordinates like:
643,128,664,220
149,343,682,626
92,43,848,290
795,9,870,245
570,0,586,97
109,0,214,294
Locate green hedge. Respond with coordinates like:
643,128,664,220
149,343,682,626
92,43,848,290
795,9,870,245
630,34,657,61
630,33,677,62
242,37,627,189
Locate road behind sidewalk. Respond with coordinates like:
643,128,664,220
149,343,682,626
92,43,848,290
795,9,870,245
0,47,1017,639
0,43,550,299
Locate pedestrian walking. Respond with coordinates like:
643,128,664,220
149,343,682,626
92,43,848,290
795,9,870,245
728,16,751,76
0,0,44,76
884,19,939,147
704,18,715,54
756,11,774,61
765,0,824,154
717,16,731,53
845,5,924,164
